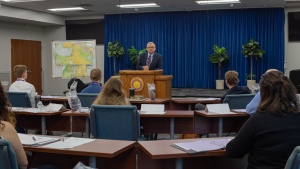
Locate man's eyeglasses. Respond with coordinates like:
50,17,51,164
147,46,155,48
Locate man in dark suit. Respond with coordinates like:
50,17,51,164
137,42,162,70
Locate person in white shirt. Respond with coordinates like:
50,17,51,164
9,65,36,107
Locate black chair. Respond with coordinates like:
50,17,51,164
0,139,18,169
90,105,140,141
223,94,255,109
6,91,32,107
285,146,300,169
77,93,98,108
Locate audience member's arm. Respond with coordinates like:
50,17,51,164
1,121,28,169
246,92,261,115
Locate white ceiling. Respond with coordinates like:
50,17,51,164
0,0,297,18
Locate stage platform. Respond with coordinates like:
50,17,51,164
172,88,227,98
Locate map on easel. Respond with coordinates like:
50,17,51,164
52,40,96,78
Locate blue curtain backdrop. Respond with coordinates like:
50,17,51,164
104,8,284,88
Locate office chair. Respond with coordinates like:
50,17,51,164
90,105,140,141
285,146,300,169
223,94,255,109
77,93,98,108
6,91,32,107
0,139,18,169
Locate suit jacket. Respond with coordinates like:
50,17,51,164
137,52,162,70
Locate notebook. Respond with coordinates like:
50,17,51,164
140,104,165,114
206,103,236,114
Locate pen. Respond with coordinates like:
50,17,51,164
32,136,36,141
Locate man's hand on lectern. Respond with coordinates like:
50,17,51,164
143,66,149,71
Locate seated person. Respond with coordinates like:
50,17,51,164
0,81,28,169
246,69,278,115
81,68,102,93
9,65,36,107
220,70,250,102
226,71,300,169
195,70,250,110
93,77,130,105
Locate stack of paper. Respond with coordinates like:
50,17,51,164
18,133,59,146
206,103,236,114
173,138,232,153
42,137,95,149
140,104,165,114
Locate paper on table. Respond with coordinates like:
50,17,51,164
41,96,59,99
196,98,217,101
142,111,165,114
206,104,236,114
231,109,246,113
80,107,90,113
42,137,95,149
173,138,232,153
141,104,165,112
18,133,59,146
11,107,24,111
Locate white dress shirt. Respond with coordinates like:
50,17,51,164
9,80,36,107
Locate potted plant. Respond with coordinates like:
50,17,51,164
209,45,229,89
242,38,265,89
107,40,125,75
127,46,147,68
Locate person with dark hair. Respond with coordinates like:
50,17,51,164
246,69,278,115
93,77,130,105
137,42,162,70
9,65,36,107
226,71,300,169
0,81,28,169
81,68,102,93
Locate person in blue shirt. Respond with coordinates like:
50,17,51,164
246,69,278,115
81,68,102,93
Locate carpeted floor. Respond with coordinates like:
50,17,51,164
172,88,228,98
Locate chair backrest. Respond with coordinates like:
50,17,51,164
77,93,98,108
6,91,32,108
67,78,88,93
285,146,300,169
90,105,140,141
0,139,18,169
223,94,255,109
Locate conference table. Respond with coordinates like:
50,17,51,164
61,110,90,137
170,98,220,110
13,108,68,135
129,98,170,110
138,138,247,169
194,110,249,137
140,110,194,139
24,138,136,169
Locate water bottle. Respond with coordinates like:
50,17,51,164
37,101,43,111
69,95,81,112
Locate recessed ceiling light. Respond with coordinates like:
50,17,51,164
196,0,240,5
117,3,160,8
2,0,45,2
48,7,87,12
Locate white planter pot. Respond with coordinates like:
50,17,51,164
216,80,224,90
247,80,256,91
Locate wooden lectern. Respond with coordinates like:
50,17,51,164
119,70,173,99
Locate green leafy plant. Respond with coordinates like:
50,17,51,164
246,73,256,80
242,38,265,80
107,40,125,75
209,45,229,80
127,46,147,66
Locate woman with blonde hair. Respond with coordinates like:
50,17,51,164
0,81,28,169
93,77,130,105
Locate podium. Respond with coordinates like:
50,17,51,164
119,70,173,99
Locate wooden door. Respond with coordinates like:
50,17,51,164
11,39,42,94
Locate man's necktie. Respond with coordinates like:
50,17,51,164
147,55,151,67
